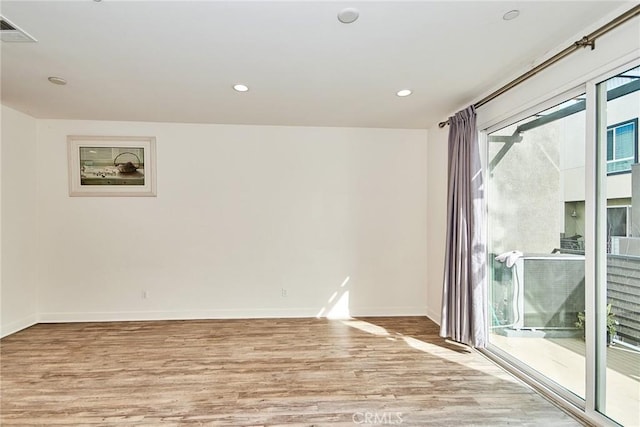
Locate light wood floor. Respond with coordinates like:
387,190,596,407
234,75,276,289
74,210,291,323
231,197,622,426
0,317,583,426
491,334,639,426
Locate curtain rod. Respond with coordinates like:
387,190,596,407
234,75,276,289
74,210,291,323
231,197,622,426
438,4,640,128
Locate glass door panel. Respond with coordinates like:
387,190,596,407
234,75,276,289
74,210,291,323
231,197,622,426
596,66,640,427
488,94,587,400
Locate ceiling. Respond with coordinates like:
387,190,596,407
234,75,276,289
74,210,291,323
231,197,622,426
0,1,633,129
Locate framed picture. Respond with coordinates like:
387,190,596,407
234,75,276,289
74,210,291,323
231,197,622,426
68,135,157,197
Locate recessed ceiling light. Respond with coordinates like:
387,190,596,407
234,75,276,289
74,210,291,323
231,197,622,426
396,89,412,97
48,76,67,85
503,10,520,21
338,8,359,24
233,84,249,92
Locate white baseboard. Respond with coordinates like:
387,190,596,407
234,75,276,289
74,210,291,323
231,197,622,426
1,313,39,338
426,306,441,326
349,306,427,317
38,306,428,323
38,308,317,323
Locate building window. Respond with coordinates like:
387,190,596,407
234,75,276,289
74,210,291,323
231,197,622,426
607,205,632,254
607,205,631,237
606,118,638,174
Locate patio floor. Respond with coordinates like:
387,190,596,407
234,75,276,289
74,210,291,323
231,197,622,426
490,334,640,426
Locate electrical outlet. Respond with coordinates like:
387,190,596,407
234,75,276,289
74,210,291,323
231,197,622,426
281,288,287,297
142,290,148,299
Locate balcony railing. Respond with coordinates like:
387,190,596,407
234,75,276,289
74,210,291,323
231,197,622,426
491,252,640,348
607,254,640,347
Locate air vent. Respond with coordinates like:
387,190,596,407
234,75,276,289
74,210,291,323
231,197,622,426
1,20,16,31
0,16,37,42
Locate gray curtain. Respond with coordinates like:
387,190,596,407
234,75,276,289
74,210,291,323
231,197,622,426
439,105,487,348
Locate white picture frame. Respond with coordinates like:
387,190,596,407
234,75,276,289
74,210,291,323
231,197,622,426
68,135,157,197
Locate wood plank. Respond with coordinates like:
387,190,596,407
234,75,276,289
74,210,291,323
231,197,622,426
1,317,583,426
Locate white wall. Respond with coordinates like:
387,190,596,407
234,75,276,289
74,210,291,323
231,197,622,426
488,118,566,254
425,10,640,325
425,125,448,324
1,105,39,336
36,120,428,321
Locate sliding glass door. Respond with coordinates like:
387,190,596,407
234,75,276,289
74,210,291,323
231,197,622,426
486,62,640,426
487,92,588,401
595,65,640,426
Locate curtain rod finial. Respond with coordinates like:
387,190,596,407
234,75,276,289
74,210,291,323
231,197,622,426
439,120,449,128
